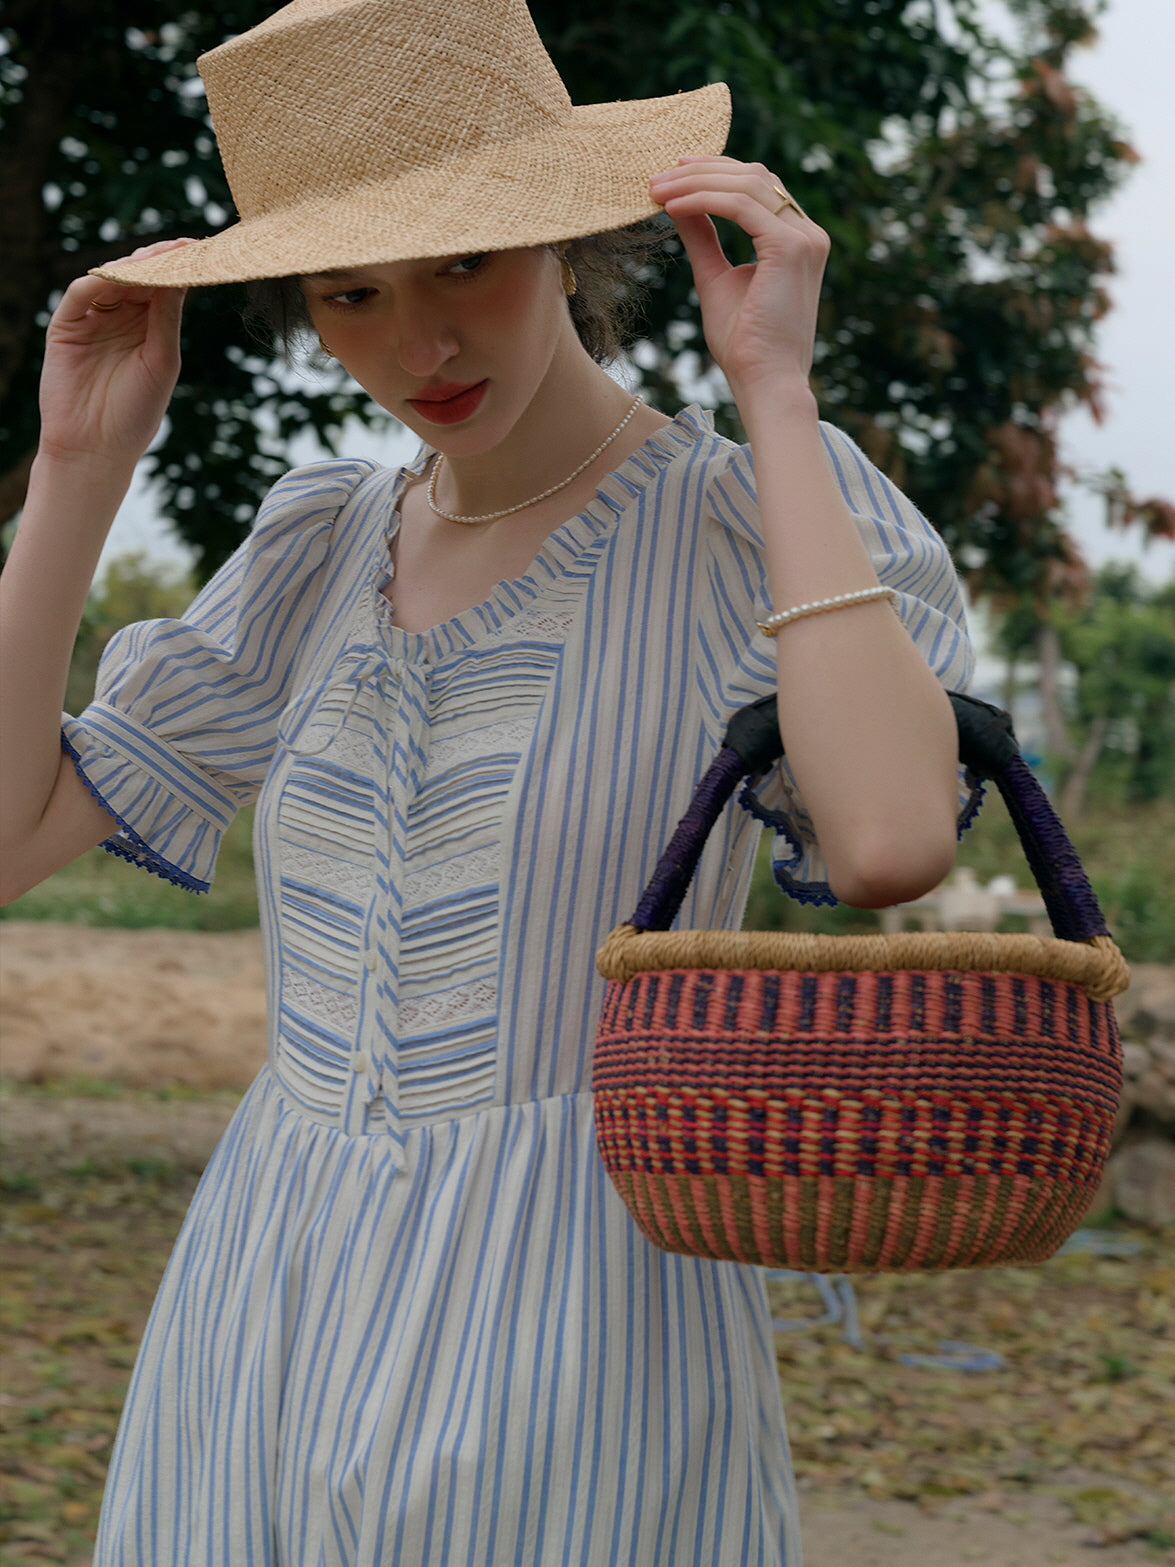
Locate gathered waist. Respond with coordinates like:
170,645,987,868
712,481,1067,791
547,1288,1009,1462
259,1054,593,1144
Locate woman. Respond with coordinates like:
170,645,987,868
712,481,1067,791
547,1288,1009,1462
0,0,973,1559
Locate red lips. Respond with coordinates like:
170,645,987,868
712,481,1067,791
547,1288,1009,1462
407,380,488,425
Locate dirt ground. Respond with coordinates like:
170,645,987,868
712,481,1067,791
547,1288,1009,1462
1,921,1172,1565
0,921,267,1090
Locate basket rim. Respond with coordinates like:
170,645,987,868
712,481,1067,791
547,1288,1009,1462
595,926,1130,1004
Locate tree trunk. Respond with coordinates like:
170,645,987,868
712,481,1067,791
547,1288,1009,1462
1037,623,1075,763
0,1,90,407
1058,713,1108,818
1000,654,1019,716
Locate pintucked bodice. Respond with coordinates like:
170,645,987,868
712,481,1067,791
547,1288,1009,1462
257,592,576,1154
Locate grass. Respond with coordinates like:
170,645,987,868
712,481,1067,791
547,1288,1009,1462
743,796,1175,963
0,1081,1172,1562
1,811,259,932
4,796,1172,961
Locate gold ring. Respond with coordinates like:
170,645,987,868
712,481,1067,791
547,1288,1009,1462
771,184,803,218
89,298,123,312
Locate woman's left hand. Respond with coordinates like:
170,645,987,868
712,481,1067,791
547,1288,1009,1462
649,155,829,404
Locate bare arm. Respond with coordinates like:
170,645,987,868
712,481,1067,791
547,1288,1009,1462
738,385,958,907
651,160,959,907
0,243,192,903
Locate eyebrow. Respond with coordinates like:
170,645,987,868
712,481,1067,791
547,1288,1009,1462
302,269,364,282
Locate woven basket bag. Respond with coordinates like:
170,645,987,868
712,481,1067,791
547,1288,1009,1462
593,693,1130,1273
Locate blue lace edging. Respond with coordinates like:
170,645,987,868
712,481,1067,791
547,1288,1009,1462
957,774,987,839
739,772,989,910
738,780,839,907
738,779,792,835
770,868,840,909
61,731,211,895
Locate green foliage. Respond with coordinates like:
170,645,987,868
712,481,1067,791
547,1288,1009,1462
65,551,194,714
3,0,1162,587
0,808,259,930
1053,566,1175,803
532,0,1159,588
995,564,1175,808
744,794,1175,962
1,1,388,578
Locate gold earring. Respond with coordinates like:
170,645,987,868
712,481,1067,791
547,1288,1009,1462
318,336,335,359
559,253,577,298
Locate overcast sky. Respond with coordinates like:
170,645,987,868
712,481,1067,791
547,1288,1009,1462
100,0,1174,585
1056,0,1175,582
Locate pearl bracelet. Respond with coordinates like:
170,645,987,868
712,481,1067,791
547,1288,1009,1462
757,584,897,638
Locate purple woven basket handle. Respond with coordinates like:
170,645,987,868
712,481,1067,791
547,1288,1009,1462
631,692,1111,942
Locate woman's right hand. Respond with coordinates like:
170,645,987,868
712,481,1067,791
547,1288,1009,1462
37,238,196,468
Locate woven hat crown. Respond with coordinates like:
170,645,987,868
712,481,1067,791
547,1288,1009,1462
92,0,730,285
202,0,574,220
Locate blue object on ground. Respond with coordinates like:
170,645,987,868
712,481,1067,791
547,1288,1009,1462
1057,1229,1143,1257
895,1340,1006,1372
765,1271,863,1348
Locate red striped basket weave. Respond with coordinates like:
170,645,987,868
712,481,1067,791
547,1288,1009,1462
592,695,1130,1273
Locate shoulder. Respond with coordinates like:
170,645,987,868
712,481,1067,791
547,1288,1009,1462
252,457,386,535
227,457,392,584
697,417,939,547
160,457,391,641
695,417,903,501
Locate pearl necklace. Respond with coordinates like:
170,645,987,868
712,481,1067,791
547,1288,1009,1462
426,394,642,525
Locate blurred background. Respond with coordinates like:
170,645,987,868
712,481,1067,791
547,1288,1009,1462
2,7,1173,1563
3,0,1171,957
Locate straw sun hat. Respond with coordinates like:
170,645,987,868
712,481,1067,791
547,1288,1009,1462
92,0,731,289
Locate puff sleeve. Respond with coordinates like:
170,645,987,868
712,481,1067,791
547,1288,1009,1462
697,422,980,904
61,459,379,893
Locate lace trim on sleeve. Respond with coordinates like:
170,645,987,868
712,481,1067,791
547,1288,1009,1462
738,770,988,910
61,731,211,894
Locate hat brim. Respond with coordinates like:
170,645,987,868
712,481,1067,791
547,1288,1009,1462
91,83,730,288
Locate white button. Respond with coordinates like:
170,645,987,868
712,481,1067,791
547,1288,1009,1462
364,949,377,971
351,1051,366,1074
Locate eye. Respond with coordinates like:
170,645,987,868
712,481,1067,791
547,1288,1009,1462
446,253,488,278
322,286,375,309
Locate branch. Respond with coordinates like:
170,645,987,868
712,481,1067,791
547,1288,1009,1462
1058,712,1109,819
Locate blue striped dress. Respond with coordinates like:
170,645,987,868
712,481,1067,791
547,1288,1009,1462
65,406,974,1565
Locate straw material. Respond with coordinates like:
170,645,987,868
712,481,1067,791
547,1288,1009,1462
591,690,1129,1272
592,957,1125,1271
91,0,731,288
596,925,1131,1004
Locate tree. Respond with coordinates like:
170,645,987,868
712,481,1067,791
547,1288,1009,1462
65,551,193,715
1,0,387,574
995,564,1175,814
3,0,1171,583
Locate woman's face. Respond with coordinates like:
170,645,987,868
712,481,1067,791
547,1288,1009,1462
300,247,577,454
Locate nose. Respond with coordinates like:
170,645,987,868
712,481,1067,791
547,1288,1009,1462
394,301,459,378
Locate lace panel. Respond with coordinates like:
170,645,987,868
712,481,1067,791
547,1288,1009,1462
426,717,537,775
481,605,578,644
283,969,360,1033
398,978,498,1036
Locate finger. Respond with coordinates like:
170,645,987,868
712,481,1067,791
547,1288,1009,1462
766,183,809,222
653,168,808,224
656,186,796,246
653,156,775,182
55,262,191,339
661,154,746,171
670,213,731,295
82,238,198,310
